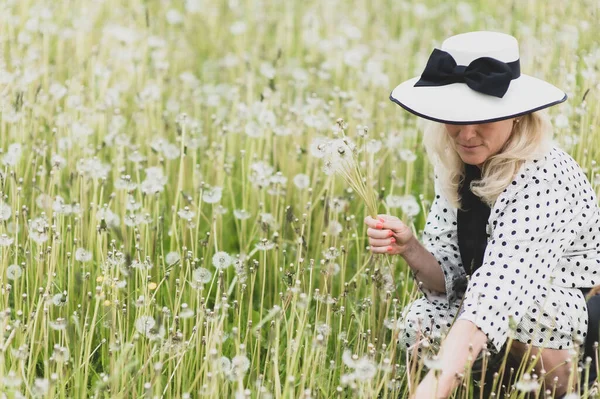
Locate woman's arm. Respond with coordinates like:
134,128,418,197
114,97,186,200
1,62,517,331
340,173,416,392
411,319,488,399
364,215,447,293
401,234,447,294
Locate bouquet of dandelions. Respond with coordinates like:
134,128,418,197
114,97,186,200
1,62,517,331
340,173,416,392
319,118,379,219
318,119,397,289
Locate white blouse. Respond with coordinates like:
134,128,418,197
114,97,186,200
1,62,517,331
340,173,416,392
420,146,600,352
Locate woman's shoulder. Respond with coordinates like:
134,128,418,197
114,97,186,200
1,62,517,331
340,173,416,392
518,145,592,190
493,145,596,211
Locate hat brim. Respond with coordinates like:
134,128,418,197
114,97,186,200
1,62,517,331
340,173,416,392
389,75,567,125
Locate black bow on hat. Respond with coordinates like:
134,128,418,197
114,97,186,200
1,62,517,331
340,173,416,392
414,49,521,98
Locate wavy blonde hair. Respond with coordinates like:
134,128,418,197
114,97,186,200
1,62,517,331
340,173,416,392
422,111,554,209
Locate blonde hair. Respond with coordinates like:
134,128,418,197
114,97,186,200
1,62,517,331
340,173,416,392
422,111,554,209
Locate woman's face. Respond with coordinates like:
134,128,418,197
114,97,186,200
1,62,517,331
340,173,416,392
444,118,516,167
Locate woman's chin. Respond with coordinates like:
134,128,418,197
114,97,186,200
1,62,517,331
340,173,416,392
459,156,485,166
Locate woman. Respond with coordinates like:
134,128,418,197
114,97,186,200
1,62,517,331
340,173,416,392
364,31,600,398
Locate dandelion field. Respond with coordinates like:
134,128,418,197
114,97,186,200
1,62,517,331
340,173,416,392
0,0,599,397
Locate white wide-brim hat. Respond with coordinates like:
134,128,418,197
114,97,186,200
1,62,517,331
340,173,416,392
390,31,567,124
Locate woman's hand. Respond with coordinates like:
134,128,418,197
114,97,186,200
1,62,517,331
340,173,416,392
364,214,415,255
409,371,454,399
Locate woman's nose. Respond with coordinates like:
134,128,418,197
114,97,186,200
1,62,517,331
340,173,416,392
457,125,478,142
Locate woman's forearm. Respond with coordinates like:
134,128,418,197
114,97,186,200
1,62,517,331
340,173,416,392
401,237,447,293
416,320,488,398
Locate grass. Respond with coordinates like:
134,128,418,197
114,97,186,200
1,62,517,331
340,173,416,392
0,0,598,397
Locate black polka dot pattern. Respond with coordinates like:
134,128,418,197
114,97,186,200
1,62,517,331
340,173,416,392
413,147,600,354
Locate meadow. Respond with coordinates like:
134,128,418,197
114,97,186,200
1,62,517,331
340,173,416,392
0,0,599,397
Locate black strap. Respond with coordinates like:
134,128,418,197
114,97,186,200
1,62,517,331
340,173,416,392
457,164,491,276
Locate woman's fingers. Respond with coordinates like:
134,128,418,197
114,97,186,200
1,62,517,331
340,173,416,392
369,244,396,254
368,237,396,247
366,227,394,239
364,215,406,233
380,218,407,233
365,215,414,255
364,215,384,229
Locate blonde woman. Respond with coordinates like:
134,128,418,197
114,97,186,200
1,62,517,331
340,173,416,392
364,31,600,398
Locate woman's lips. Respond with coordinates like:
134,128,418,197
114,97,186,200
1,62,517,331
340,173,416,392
458,144,481,152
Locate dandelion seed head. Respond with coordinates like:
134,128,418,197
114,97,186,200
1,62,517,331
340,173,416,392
75,247,92,262
96,208,120,228
48,317,67,330
212,251,233,269
353,357,377,381
316,323,331,336
3,143,22,166
218,356,232,373
28,216,50,244
11,344,29,360
231,355,251,374
179,303,195,319
165,252,180,265
131,259,153,270
76,158,110,180
165,9,184,25
51,344,70,363
135,315,156,335
2,370,22,388
328,220,343,236
0,201,12,221
52,293,67,307
192,267,212,285
177,207,195,220
398,149,417,162
515,373,540,392
233,209,251,220
230,21,247,35
255,240,275,251
33,378,49,396
6,264,22,280
293,173,310,190
202,186,223,204
0,234,14,247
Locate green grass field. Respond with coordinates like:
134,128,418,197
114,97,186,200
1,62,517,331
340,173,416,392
0,0,598,397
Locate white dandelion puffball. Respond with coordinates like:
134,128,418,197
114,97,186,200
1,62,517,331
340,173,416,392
293,173,310,190
218,356,232,373
49,318,68,331
400,195,420,218
166,9,183,25
6,264,22,280
0,234,14,247
52,293,67,307
202,186,223,204
212,251,233,269
398,149,417,162
192,267,212,284
0,201,11,221
231,355,251,373
328,220,343,236
135,315,156,335
385,194,404,209
365,139,382,154
177,207,195,220
75,248,93,262
28,217,49,244
233,209,251,220
165,252,180,265
230,21,247,35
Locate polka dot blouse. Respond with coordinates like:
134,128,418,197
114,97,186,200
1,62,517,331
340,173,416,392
420,146,600,353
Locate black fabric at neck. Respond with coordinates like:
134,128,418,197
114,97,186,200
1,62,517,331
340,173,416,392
457,164,491,276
